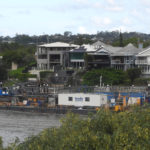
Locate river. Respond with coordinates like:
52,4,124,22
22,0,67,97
0,110,63,147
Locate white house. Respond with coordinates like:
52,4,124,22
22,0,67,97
37,42,78,70
136,47,150,77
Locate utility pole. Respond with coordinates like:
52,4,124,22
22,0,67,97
100,75,102,88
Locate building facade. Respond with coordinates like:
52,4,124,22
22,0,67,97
135,47,150,77
69,46,86,69
37,42,78,70
35,41,150,77
110,44,143,71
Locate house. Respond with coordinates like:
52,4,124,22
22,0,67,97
68,41,143,71
69,41,117,69
69,46,86,69
88,41,121,69
35,41,148,79
111,43,142,71
135,47,150,77
37,42,78,70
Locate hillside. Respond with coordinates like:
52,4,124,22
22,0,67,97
1,31,150,47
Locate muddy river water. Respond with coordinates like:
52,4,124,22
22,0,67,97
0,110,63,147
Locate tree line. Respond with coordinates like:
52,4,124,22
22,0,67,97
82,68,147,86
1,31,150,47
0,43,36,82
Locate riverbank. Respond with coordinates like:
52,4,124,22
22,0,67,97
0,106,96,115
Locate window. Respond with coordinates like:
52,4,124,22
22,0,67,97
50,54,60,62
68,97,73,101
85,97,90,102
38,54,47,59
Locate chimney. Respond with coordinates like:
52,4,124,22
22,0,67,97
138,43,143,49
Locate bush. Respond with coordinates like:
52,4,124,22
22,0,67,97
133,78,150,86
8,68,36,82
40,71,52,79
82,68,127,86
5,107,150,150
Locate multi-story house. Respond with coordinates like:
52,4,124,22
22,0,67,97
89,41,120,69
135,47,150,77
69,43,112,69
37,42,78,70
86,46,110,69
69,46,86,69
111,43,142,71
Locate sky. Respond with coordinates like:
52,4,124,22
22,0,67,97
0,0,149,36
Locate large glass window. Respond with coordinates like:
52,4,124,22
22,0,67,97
70,53,84,60
50,54,60,62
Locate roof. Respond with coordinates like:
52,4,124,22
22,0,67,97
82,44,97,52
38,42,78,48
111,43,143,56
136,47,150,57
70,46,86,53
69,41,143,56
92,41,121,54
70,44,98,53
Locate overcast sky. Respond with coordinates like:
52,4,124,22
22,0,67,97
0,0,149,36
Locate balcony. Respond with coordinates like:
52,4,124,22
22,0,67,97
49,59,60,63
88,61,110,64
135,60,148,65
111,60,124,64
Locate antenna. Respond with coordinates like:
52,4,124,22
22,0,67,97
47,35,49,43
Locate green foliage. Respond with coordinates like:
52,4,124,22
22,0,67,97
119,32,124,47
82,68,127,86
1,43,36,68
0,64,8,81
83,53,94,69
113,37,139,47
40,71,52,79
112,36,150,48
4,107,150,150
8,68,36,82
8,68,24,77
127,68,142,84
133,78,150,86
143,40,150,48
82,68,144,86
0,137,3,150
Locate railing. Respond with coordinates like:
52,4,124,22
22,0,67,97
58,86,147,93
142,71,150,74
135,60,148,65
111,60,124,64
49,59,60,63
31,67,54,71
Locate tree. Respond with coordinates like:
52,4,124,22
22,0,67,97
82,68,127,86
2,44,36,68
127,68,142,84
64,31,72,37
119,32,124,47
83,53,94,70
0,64,8,81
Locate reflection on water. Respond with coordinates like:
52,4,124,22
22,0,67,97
0,110,63,147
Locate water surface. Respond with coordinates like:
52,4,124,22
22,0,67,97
0,110,63,147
